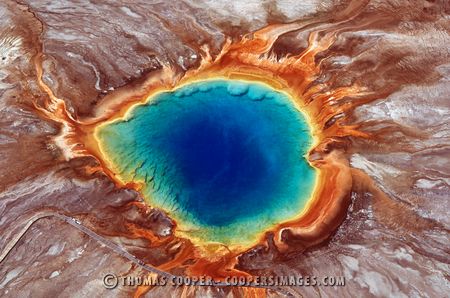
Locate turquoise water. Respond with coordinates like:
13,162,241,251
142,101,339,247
97,79,316,245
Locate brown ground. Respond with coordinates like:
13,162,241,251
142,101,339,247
0,0,449,297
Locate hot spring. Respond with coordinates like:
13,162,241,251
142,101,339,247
96,79,317,246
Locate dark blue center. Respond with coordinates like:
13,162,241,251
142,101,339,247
168,104,283,225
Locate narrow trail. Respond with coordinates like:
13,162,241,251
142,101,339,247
0,211,293,296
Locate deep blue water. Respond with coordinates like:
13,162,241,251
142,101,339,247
98,79,316,244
